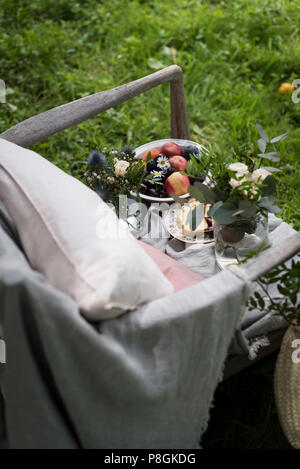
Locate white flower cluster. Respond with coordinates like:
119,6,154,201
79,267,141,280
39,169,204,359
228,162,271,197
114,159,130,177
156,155,170,169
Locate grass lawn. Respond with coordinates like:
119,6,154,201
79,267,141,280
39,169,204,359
0,0,299,448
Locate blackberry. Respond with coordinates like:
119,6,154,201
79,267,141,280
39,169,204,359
146,160,157,173
182,145,200,161
161,167,176,180
149,188,159,197
140,182,148,193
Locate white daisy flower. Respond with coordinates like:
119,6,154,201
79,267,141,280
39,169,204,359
156,155,171,169
151,170,163,178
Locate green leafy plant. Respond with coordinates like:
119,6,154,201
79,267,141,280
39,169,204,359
83,146,150,211
185,124,287,228
246,256,300,326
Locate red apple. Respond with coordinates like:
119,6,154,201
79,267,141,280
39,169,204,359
143,148,159,161
160,141,182,158
169,155,188,172
165,172,190,196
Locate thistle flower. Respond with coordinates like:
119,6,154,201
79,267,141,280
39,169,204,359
88,150,106,168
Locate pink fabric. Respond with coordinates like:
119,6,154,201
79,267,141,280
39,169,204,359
138,241,204,293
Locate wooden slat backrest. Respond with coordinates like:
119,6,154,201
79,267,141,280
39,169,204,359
0,65,189,148
240,232,300,281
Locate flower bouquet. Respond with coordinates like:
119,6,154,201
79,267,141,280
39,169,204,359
184,124,288,267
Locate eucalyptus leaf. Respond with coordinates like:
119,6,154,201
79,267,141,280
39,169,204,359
193,182,216,203
270,132,288,143
233,210,244,216
261,175,276,196
207,200,223,217
257,138,266,153
238,199,257,218
213,203,237,224
256,123,269,143
188,185,206,203
261,166,281,173
258,152,280,162
258,196,281,214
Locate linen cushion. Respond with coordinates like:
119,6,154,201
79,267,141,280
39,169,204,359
0,138,173,320
138,241,204,292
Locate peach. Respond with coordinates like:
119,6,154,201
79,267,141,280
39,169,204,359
169,155,188,172
165,172,190,196
160,142,182,158
143,148,159,161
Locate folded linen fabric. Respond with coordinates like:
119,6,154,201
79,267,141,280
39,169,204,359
0,139,173,320
0,214,248,448
135,206,294,356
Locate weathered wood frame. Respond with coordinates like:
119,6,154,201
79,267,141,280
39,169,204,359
0,65,190,148
223,231,300,378
0,66,299,377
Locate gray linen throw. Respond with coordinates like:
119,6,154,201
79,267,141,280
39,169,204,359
134,205,294,355
0,202,249,449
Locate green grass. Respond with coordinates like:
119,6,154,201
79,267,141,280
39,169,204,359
202,354,292,449
0,0,299,449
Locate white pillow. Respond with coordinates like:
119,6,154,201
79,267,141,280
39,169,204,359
0,138,173,320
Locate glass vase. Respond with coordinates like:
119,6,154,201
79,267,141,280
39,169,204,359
214,213,269,269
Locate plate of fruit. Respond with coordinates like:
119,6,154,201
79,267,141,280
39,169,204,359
134,139,207,202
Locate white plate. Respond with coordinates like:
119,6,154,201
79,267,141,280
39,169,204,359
163,207,214,244
130,191,190,203
133,138,208,203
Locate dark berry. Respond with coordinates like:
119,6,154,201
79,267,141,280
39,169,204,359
140,182,148,193
149,188,158,197
182,145,200,161
159,188,167,197
161,167,176,180
146,160,157,173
